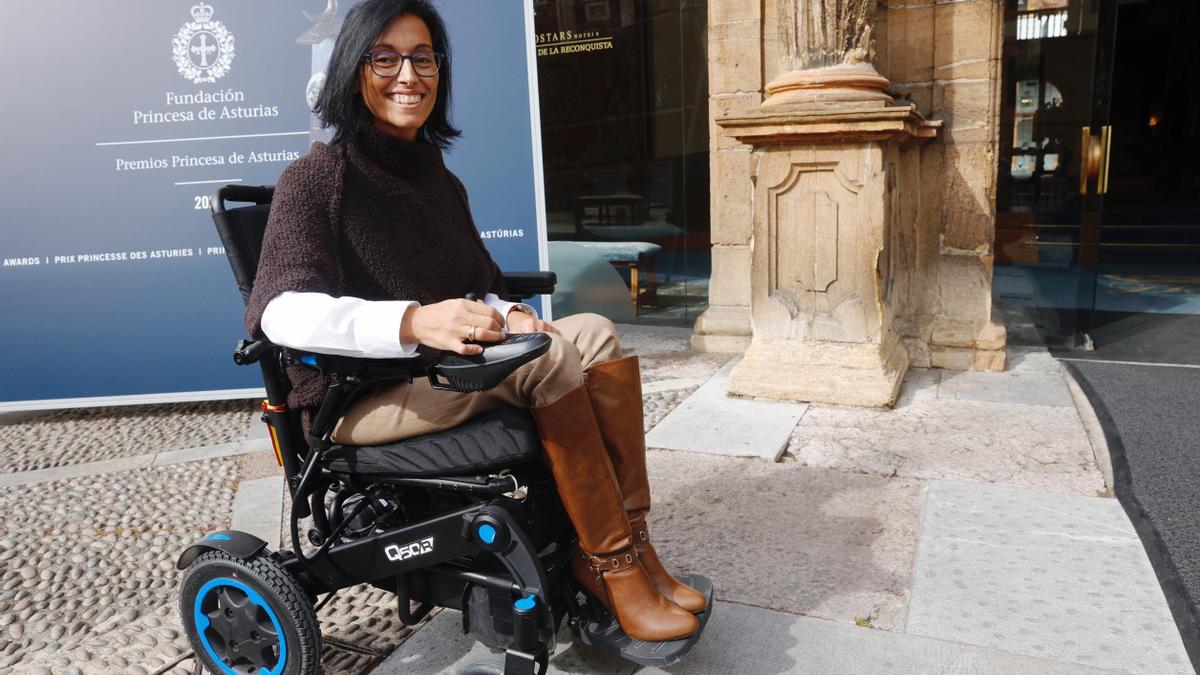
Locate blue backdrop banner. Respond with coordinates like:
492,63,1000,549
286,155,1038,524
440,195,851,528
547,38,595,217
0,1,547,410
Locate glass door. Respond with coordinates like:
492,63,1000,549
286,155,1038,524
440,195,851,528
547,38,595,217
996,0,1200,362
994,0,1110,347
1085,0,1200,364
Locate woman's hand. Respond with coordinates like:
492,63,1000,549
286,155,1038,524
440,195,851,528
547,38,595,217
401,299,506,355
506,309,559,336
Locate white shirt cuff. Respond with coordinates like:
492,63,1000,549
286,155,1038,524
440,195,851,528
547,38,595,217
483,293,537,331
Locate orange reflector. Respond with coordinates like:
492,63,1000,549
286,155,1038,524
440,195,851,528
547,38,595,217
267,424,284,466
262,399,287,413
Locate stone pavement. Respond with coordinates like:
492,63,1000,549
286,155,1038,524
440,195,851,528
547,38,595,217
375,331,1192,673
0,325,1191,673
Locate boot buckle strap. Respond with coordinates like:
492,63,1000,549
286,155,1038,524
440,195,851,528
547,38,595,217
583,548,638,574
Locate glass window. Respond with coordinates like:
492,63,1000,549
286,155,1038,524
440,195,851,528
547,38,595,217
534,0,710,325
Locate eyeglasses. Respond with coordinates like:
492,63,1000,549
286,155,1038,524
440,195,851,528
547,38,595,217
362,50,443,78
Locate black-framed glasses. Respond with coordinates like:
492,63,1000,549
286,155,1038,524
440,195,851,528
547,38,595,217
362,50,443,78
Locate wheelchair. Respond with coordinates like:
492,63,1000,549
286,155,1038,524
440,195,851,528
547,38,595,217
174,185,712,674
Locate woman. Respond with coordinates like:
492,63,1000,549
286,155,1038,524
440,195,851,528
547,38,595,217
245,0,704,643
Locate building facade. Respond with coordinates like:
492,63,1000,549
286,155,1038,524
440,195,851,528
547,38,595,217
537,0,1200,402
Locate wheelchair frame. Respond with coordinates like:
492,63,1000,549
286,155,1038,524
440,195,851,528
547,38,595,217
175,185,709,675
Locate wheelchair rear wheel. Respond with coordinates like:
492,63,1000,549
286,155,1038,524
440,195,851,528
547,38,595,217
179,550,321,675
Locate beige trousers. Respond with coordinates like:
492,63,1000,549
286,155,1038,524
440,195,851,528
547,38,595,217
332,313,623,446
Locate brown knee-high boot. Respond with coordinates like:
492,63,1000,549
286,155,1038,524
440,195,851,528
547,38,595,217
584,356,708,614
531,384,697,641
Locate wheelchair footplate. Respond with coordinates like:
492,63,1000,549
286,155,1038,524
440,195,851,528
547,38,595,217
576,574,714,668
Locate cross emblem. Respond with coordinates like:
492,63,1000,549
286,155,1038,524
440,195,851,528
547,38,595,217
191,34,217,67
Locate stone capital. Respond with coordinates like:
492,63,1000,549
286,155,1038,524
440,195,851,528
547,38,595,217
717,102,942,148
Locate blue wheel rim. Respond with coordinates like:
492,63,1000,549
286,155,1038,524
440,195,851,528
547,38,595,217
193,577,288,675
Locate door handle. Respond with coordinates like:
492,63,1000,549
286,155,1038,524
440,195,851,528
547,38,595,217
1099,125,1112,194
1080,126,1091,194
1080,125,1113,194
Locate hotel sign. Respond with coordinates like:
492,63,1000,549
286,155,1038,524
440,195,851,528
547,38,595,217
536,30,614,57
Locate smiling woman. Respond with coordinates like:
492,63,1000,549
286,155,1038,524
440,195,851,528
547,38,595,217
244,0,707,648
311,0,459,148
357,14,440,141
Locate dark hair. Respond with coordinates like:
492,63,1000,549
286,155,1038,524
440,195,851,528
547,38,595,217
314,0,460,148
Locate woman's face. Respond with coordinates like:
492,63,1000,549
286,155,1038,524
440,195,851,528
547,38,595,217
359,14,439,141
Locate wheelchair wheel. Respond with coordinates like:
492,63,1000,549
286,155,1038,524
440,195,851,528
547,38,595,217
179,550,320,675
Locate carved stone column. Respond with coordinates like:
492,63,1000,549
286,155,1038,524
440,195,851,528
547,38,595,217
715,0,940,407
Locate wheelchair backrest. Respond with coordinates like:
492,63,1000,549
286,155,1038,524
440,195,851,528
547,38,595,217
211,185,275,305
210,184,311,471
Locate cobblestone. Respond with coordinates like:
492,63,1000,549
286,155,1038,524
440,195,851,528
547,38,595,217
0,400,256,473
636,350,732,385
644,386,699,432
0,459,237,672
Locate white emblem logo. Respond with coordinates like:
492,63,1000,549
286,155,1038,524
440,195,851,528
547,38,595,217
172,3,235,84
385,537,435,563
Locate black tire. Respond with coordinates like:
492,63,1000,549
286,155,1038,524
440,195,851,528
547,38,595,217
179,550,321,675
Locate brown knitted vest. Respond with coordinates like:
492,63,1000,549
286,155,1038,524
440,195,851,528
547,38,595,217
245,126,508,410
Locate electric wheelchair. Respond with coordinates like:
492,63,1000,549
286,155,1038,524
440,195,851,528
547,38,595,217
175,185,712,674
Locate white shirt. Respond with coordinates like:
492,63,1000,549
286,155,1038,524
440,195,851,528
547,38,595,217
260,292,536,359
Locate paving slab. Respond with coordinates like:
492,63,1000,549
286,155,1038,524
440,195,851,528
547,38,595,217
789,370,1106,496
231,475,286,546
937,370,1075,407
373,608,634,675
643,377,709,394
643,451,920,629
246,407,270,440
153,437,271,466
374,601,1121,675
907,480,1191,673
616,323,694,353
0,454,153,488
646,361,808,461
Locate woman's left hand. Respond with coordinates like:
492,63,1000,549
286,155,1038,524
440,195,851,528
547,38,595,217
506,310,560,336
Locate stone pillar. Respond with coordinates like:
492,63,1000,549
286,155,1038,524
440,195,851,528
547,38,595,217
715,0,940,407
691,1,762,353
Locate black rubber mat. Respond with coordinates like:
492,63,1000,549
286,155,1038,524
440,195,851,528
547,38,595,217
1064,361,1200,669
1052,313,1200,365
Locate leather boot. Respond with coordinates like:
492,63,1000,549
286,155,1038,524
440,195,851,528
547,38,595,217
531,384,697,642
585,356,708,614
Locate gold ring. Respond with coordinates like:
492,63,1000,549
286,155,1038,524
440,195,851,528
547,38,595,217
466,324,476,341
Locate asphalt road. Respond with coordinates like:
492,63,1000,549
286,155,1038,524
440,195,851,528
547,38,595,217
1065,360,1200,670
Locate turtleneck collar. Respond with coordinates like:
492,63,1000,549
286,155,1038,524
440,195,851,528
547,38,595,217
347,123,445,179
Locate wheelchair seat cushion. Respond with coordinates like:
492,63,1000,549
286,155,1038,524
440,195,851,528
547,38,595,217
322,407,542,477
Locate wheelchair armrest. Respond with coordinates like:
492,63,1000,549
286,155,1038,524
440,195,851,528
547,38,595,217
282,333,553,394
503,271,557,300
237,335,551,447
282,348,430,383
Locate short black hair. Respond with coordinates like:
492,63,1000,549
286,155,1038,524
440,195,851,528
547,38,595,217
314,0,460,148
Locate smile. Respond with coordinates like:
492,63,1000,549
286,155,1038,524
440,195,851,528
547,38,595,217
388,93,424,106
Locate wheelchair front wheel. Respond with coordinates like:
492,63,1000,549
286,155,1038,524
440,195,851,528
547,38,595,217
179,550,321,675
